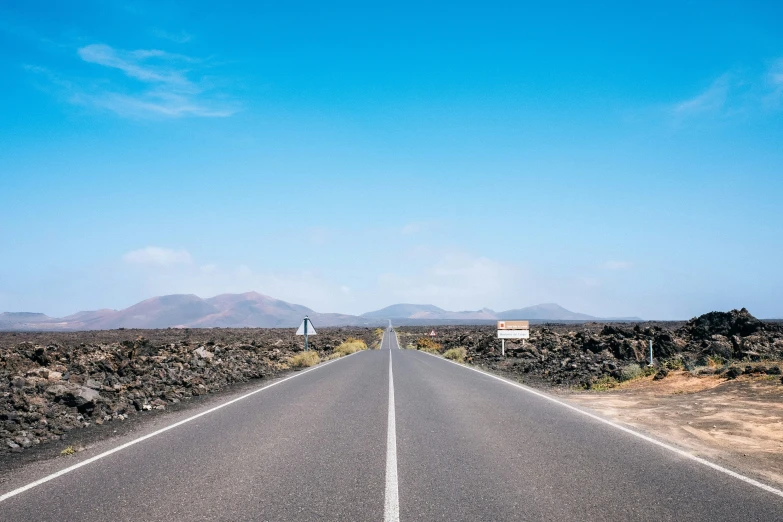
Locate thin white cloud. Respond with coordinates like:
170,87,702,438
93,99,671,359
152,29,193,44
674,74,731,116
78,44,195,87
603,260,633,270
766,58,783,107
671,61,783,120
378,248,524,310
401,223,422,235
123,247,193,267
26,42,238,119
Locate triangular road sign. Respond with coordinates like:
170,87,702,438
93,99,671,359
296,317,317,336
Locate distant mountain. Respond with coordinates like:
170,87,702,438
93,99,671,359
0,295,641,331
0,292,369,331
362,304,497,321
0,312,54,329
496,303,596,321
362,302,638,323
361,304,447,319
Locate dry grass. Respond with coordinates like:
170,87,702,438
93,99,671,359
416,337,442,353
333,338,367,356
289,351,320,368
60,446,75,456
589,375,620,391
443,347,467,362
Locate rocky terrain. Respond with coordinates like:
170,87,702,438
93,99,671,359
397,308,783,388
0,327,378,456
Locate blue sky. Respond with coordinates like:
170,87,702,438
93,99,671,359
1,0,782,319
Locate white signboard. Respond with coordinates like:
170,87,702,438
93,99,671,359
497,329,529,339
296,318,317,336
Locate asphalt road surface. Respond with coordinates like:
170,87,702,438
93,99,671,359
1,327,781,521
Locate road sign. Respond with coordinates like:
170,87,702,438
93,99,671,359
498,320,529,330
429,329,436,337
296,316,317,351
498,330,530,339
296,317,317,336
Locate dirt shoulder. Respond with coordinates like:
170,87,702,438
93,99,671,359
564,371,783,489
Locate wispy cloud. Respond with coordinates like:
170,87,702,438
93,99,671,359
672,59,783,121
78,44,195,87
152,28,193,44
766,58,783,108
123,247,193,267
26,42,238,119
400,223,422,235
378,248,525,310
603,260,633,271
673,74,731,117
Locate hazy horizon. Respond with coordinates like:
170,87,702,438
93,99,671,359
2,1,782,320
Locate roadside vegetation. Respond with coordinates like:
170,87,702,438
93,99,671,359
443,347,467,363
415,337,442,353
333,338,368,356
373,328,384,349
289,351,320,368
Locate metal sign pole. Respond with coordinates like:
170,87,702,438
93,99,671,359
649,339,653,366
502,339,505,357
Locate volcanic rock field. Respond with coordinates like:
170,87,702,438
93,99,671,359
0,327,378,456
2,308,782,458
397,309,783,388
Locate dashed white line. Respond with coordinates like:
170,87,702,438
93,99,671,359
0,351,362,504
384,341,400,522
418,350,783,499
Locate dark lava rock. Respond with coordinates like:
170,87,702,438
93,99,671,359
725,367,743,379
653,368,669,381
1,327,378,456
685,308,764,340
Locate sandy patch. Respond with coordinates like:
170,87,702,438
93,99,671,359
565,372,783,488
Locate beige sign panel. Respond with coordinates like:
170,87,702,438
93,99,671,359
497,320,529,330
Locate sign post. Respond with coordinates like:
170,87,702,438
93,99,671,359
296,316,318,351
649,339,653,366
497,321,530,357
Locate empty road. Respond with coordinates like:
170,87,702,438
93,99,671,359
1,328,781,521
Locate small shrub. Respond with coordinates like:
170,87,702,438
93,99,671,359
620,364,643,381
289,351,320,368
664,358,685,371
60,446,75,456
590,375,619,391
333,338,367,356
653,368,669,380
416,337,442,353
443,347,467,362
707,355,726,368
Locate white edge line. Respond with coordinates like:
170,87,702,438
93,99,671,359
384,340,400,522
0,350,363,503
416,349,783,499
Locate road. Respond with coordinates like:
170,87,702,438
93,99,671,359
1,327,781,521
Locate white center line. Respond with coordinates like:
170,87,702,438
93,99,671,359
384,341,400,522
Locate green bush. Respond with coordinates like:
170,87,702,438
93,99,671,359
590,375,619,391
443,347,467,362
620,364,643,381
